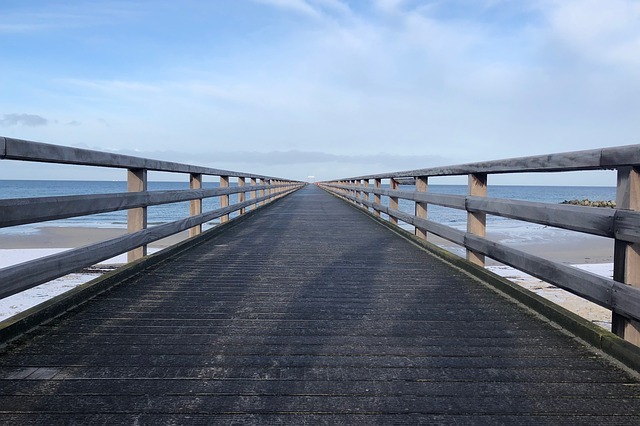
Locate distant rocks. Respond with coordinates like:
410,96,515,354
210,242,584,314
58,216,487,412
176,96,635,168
561,199,616,208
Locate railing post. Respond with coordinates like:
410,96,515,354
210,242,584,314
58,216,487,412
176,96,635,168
250,178,257,209
238,177,246,215
266,179,272,203
259,178,265,206
220,175,229,223
613,166,640,344
355,180,361,206
363,179,370,212
467,173,487,266
189,173,202,237
415,176,428,240
127,168,147,262
389,178,399,225
374,179,381,217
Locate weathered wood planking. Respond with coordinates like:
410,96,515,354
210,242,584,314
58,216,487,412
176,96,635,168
0,184,282,228
0,190,294,300
1,137,277,180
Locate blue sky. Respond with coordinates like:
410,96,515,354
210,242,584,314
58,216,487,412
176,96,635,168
1,0,639,183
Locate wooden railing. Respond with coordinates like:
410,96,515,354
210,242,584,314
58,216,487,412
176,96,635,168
0,136,304,299
319,144,640,345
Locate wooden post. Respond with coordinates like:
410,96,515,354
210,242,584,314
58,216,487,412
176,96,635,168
467,173,487,266
355,180,361,206
266,179,272,203
259,178,265,206
374,179,381,217
238,177,246,215
613,166,640,344
363,179,370,212
127,168,147,262
389,178,399,225
415,176,428,240
250,178,257,210
220,175,229,223
189,173,202,238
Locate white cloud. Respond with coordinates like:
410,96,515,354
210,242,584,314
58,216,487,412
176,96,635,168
542,0,640,68
0,113,48,127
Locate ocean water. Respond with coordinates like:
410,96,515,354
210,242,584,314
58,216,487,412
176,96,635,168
0,180,616,242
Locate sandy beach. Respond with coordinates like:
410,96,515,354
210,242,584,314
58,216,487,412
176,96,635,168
0,225,616,330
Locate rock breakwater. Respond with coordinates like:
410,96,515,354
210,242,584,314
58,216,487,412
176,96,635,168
560,199,616,208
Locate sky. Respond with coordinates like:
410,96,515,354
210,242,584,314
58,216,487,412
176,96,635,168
1,0,639,184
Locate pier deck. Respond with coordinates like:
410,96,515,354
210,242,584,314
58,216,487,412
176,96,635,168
2,185,640,424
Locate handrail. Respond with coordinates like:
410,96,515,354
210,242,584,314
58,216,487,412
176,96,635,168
0,136,304,299
344,143,640,180
0,136,276,179
319,143,640,346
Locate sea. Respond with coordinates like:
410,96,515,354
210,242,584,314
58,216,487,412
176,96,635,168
0,180,617,242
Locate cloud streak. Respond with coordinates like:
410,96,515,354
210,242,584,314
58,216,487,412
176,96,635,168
0,114,48,127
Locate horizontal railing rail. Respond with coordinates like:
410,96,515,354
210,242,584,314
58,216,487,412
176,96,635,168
347,144,640,179
319,143,640,346
0,137,273,179
0,136,304,300
0,184,282,228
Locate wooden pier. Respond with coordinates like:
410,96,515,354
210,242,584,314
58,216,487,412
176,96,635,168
2,138,640,423
0,185,638,423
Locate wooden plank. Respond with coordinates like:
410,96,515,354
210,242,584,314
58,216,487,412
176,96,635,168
127,169,147,262
0,192,278,299
189,174,202,238
220,176,229,223
415,176,428,240
601,146,640,168
467,197,615,238
615,210,640,243
467,173,486,266
2,137,280,180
